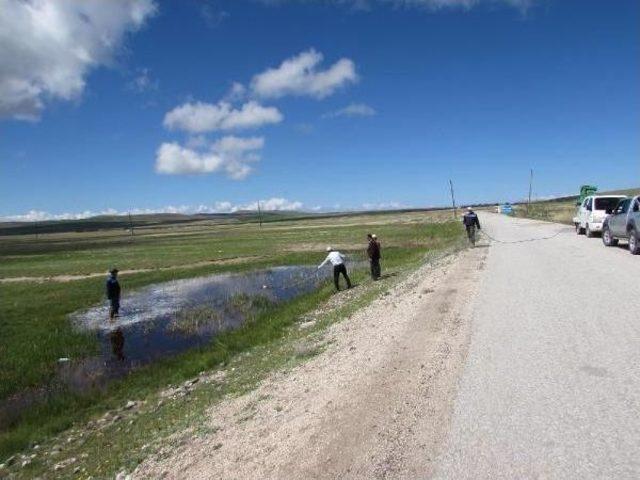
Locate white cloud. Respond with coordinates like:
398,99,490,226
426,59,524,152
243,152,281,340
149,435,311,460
163,100,283,133
324,102,376,118
224,81,246,102
155,142,224,175
212,135,264,153
0,0,157,121
199,1,229,28
394,0,532,9
129,67,158,93
251,49,358,99
212,135,265,179
360,201,407,210
240,198,303,212
277,0,532,10
2,198,305,222
155,135,265,179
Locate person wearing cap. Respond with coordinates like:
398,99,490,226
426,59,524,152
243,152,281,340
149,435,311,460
318,247,352,291
462,207,481,245
106,268,121,320
367,233,381,280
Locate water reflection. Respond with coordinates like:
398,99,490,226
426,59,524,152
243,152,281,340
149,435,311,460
110,328,125,361
0,265,356,428
65,266,331,390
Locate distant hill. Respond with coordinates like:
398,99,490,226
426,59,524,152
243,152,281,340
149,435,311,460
0,211,301,236
0,206,469,236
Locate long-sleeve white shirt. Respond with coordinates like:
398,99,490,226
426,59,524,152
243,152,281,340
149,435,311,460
318,251,346,269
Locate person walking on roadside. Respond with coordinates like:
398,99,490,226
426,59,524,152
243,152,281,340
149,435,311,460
106,268,121,320
462,207,481,246
367,233,381,280
318,247,352,291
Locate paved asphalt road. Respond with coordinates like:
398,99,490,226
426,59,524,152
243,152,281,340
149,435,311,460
434,213,640,480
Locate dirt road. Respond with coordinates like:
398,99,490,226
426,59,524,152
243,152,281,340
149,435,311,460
135,213,639,479
134,246,486,479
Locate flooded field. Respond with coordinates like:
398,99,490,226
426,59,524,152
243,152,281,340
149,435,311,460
69,266,330,385
0,266,333,427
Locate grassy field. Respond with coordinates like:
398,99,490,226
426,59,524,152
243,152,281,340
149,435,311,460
0,209,463,468
514,188,640,224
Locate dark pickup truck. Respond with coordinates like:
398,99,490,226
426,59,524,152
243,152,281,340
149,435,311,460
602,195,640,255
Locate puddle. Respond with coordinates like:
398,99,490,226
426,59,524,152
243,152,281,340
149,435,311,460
1,266,334,428
69,266,329,381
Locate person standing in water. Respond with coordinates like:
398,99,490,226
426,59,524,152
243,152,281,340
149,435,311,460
318,247,352,291
106,268,121,320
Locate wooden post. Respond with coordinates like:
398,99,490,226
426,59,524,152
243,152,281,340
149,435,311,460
527,168,533,215
128,211,134,237
449,179,457,218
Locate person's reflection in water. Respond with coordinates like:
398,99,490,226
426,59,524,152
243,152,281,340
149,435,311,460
110,328,125,361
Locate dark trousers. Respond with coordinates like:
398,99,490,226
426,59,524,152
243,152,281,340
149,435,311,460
333,264,352,291
370,258,381,280
109,298,120,318
465,225,476,244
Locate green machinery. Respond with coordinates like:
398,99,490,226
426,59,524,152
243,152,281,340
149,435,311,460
577,185,598,205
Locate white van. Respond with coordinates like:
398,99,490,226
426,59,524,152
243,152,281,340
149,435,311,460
573,195,627,237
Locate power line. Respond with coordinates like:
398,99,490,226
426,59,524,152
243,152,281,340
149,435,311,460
527,168,534,215
449,179,457,218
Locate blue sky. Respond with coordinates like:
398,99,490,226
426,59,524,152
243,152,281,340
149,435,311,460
1,0,639,220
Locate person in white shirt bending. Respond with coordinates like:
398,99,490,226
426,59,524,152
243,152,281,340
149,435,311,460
318,246,352,291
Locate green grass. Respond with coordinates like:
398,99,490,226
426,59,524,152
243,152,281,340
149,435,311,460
0,211,462,466
514,188,640,225
6,245,462,479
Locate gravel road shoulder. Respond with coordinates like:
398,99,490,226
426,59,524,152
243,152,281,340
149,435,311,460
134,246,488,480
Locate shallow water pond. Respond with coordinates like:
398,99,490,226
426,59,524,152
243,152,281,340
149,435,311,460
66,266,330,385
1,266,334,427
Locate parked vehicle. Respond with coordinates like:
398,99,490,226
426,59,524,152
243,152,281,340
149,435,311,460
499,203,513,215
573,195,627,237
602,196,640,254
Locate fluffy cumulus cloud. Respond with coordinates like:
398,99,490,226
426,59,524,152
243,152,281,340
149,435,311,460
240,197,303,212
155,142,224,175
251,49,358,99
163,101,282,133
360,201,408,210
0,0,157,121
155,135,265,179
2,198,305,222
324,102,376,118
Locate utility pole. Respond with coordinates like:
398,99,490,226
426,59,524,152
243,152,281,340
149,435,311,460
257,201,263,228
128,211,134,237
527,168,534,215
449,179,457,218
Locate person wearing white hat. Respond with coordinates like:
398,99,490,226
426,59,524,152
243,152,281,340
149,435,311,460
318,247,352,291
462,207,481,245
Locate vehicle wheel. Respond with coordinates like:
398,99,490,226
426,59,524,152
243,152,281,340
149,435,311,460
602,227,617,247
586,224,594,238
629,229,640,255
575,223,584,235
